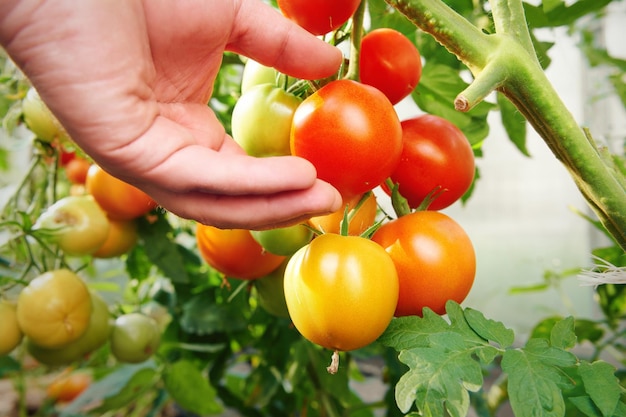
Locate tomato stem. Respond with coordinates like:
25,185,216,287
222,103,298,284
343,0,367,82
326,350,340,374
385,0,626,250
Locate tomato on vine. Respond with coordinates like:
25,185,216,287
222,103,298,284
0,300,23,356
291,79,403,198
359,28,422,105
85,164,157,220
383,114,475,210
276,0,361,35
196,224,285,280
232,84,302,157
283,233,399,353
46,370,92,403
17,269,92,349
110,313,161,364
371,211,476,316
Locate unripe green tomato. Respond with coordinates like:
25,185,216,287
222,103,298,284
254,260,290,318
110,313,161,364
21,87,68,142
231,84,302,157
241,59,278,94
33,195,110,257
250,224,313,256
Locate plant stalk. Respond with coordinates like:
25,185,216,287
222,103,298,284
384,0,626,251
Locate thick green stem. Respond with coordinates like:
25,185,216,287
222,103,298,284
344,0,367,81
385,0,626,251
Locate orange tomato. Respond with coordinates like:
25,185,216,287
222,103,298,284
307,192,377,235
85,164,157,220
64,157,91,185
92,218,138,258
46,370,92,403
196,224,285,280
372,211,476,316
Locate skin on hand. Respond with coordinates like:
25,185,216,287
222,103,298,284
0,0,343,229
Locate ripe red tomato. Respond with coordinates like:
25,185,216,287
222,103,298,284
291,80,402,198
371,211,476,317
359,28,422,105
284,233,399,352
383,114,475,210
85,164,157,220
276,0,361,35
196,224,285,280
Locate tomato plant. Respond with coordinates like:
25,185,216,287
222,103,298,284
359,28,423,105
0,300,23,356
383,114,475,210
196,224,285,279
16,269,92,349
371,210,476,316
85,164,157,220
276,0,362,35
307,192,378,235
283,233,399,352
32,195,110,256
110,313,161,364
290,79,403,198
231,84,302,157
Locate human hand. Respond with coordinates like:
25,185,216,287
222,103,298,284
0,0,343,229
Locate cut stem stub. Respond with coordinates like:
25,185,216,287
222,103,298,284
326,350,340,374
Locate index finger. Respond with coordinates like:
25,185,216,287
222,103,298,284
227,0,342,80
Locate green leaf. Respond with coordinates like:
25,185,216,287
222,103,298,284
164,360,222,415
0,355,20,377
578,361,622,417
502,339,578,417
137,214,189,284
395,331,485,416
464,307,515,348
498,92,530,157
550,316,577,350
180,293,247,335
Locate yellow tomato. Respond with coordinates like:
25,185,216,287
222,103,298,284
17,269,92,349
284,234,399,352
0,300,23,356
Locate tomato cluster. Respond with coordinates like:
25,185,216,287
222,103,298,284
1,269,162,367
201,8,478,362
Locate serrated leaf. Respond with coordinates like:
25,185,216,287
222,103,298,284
502,339,577,417
395,331,485,417
578,361,622,417
378,312,450,350
164,360,222,415
550,316,577,350
464,307,514,348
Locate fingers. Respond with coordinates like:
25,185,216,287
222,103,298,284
148,178,342,230
228,0,342,80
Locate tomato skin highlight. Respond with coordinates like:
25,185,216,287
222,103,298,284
371,211,476,316
359,28,422,105
276,0,361,35
196,224,285,280
291,80,403,198
283,234,399,352
384,115,475,210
